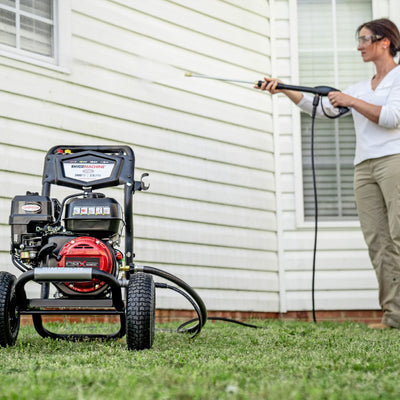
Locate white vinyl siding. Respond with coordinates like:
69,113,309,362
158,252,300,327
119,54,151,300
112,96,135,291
298,0,374,220
2,0,398,316
0,0,278,312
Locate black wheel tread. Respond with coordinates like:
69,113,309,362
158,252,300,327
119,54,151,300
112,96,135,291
126,273,155,350
0,272,20,347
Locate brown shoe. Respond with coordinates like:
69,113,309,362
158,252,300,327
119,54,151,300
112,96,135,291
368,323,392,329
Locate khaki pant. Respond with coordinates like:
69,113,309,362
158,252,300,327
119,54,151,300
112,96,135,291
354,154,400,328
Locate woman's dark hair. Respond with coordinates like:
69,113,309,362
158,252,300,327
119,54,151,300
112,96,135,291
357,18,400,59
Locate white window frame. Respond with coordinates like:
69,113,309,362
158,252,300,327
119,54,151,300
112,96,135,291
0,0,71,72
290,0,394,229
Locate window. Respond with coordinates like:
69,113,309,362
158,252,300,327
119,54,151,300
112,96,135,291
0,0,56,63
298,0,373,220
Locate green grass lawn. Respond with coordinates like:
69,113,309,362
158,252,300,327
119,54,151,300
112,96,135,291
1,319,400,400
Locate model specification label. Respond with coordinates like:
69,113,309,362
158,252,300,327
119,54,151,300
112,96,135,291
63,159,115,182
65,257,100,268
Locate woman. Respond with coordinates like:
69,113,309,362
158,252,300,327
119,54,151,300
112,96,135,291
259,18,400,329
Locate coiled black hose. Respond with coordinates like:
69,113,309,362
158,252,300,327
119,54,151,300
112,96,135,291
134,265,207,336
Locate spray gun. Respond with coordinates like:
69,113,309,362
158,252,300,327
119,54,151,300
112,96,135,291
184,72,349,116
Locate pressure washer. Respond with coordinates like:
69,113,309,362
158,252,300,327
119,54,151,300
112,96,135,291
0,145,207,350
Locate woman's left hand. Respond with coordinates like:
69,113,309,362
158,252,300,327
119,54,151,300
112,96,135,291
328,91,353,108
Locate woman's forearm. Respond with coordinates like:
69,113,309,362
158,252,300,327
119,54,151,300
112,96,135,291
282,90,304,105
349,97,381,124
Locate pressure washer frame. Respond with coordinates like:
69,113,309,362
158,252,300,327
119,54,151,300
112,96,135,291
12,145,145,343
2,145,207,349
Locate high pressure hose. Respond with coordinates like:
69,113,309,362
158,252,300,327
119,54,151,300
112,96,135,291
155,282,204,336
152,272,269,332
310,95,320,323
185,72,348,324
133,265,208,336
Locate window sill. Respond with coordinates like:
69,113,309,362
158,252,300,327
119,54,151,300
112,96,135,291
0,48,70,74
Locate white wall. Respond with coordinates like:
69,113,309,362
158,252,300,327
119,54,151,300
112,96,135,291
0,0,279,311
2,0,395,314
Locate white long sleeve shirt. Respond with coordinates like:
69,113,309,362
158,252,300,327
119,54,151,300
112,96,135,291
297,66,400,165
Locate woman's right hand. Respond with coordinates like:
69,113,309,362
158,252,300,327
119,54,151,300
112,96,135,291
255,77,283,94
255,76,304,105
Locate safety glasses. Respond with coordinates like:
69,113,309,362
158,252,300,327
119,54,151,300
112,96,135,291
357,34,383,46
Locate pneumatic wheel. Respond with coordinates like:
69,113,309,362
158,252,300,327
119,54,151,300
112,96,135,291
0,272,20,347
126,272,155,350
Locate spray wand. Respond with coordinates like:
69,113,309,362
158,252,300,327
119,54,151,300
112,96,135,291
184,72,263,87
184,72,347,99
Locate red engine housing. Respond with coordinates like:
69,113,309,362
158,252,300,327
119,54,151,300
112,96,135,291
57,236,115,295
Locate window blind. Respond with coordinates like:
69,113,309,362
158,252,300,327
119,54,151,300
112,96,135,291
298,0,373,220
0,7,16,47
0,0,54,57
